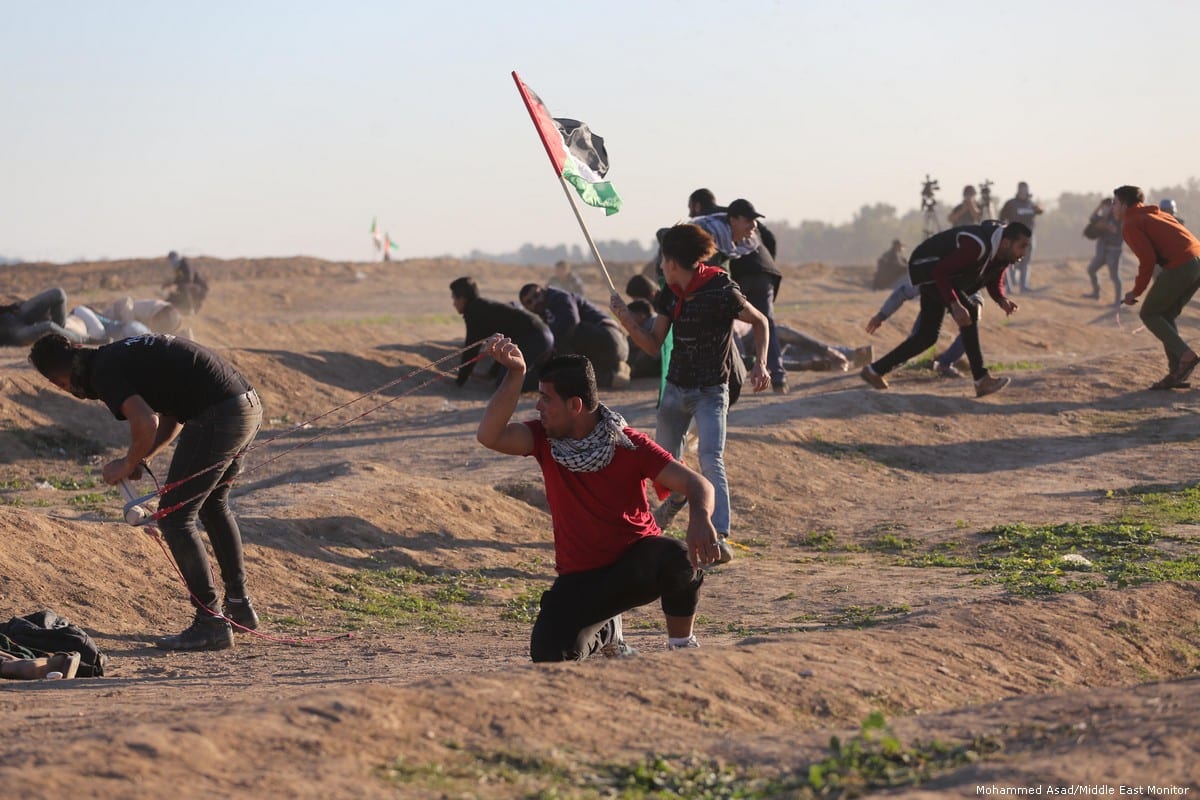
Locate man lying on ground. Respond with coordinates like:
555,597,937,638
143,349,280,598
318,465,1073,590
0,288,86,346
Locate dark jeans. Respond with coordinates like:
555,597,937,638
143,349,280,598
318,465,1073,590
159,390,262,613
1087,243,1123,300
871,284,987,381
570,321,628,386
907,316,966,368
734,272,785,387
529,536,703,663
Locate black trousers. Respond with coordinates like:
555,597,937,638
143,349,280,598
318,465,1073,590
159,391,262,613
734,272,786,387
871,284,987,381
529,536,702,662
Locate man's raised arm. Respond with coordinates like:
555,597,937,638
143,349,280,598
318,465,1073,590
475,335,535,456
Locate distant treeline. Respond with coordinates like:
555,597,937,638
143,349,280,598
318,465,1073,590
469,178,1199,267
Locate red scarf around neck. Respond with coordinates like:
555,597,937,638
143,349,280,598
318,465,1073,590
668,264,723,320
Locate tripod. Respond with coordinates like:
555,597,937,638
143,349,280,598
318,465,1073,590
978,179,996,220
921,174,941,238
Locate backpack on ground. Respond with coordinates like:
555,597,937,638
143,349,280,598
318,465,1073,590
0,609,108,677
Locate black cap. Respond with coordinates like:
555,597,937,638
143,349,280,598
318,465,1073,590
727,198,764,219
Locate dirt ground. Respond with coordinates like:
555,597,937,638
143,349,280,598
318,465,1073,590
1,254,1198,798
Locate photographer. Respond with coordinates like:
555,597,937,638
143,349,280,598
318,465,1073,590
947,185,983,226
1083,198,1123,304
999,182,1044,292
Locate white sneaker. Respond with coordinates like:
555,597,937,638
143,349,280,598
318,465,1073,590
667,635,699,651
599,615,637,658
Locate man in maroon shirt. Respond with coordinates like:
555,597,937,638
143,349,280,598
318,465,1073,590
860,221,1030,398
475,336,719,661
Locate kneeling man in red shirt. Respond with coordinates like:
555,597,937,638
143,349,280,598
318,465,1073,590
475,335,720,660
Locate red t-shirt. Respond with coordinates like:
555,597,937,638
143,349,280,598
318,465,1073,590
525,420,674,575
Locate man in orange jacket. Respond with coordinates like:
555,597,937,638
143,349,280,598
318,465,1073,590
1114,185,1200,390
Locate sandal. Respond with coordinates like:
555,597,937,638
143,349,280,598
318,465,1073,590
0,651,80,680
46,651,81,680
1149,374,1178,390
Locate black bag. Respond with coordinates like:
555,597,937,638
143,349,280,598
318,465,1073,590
1083,219,1104,240
0,610,107,677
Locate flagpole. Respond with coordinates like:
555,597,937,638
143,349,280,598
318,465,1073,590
555,174,618,296
512,70,619,298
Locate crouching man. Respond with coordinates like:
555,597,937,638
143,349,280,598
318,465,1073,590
29,333,262,651
475,335,719,659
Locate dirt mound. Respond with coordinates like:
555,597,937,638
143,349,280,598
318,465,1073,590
2,253,1199,797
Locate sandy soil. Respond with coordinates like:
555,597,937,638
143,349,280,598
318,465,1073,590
1,254,1198,798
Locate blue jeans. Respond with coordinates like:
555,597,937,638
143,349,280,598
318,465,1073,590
655,382,730,534
1006,236,1034,292
159,391,262,612
1087,243,1123,300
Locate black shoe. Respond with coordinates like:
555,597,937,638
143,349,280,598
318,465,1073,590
222,596,260,631
156,613,234,651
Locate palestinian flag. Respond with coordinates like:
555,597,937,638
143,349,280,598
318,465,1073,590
512,71,622,216
370,217,383,250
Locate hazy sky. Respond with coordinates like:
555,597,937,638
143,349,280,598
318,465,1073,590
2,1,1197,263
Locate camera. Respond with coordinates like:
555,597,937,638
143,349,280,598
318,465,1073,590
921,174,940,211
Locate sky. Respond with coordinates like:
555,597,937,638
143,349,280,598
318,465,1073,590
2,0,1197,264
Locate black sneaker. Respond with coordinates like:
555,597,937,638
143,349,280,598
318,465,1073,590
156,613,234,651
222,597,260,631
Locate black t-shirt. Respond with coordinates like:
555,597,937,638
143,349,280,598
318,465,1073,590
653,269,747,388
88,334,251,421
458,297,551,384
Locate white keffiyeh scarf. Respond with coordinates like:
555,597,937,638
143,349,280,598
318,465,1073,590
549,404,636,472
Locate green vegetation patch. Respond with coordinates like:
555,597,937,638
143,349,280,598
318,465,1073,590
1120,482,1200,526
833,604,912,628
804,711,1002,796
375,713,1003,798
320,566,535,632
40,475,100,490
903,522,1200,597
500,585,543,624
989,360,1043,372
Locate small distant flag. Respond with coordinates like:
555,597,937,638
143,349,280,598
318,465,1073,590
370,217,383,251
512,72,622,216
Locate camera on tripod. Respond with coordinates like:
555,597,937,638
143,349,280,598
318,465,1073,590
979,179,993,205
921,174,940,211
